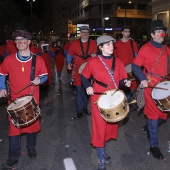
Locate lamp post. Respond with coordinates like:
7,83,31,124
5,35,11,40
101,0,104,34
26,0,35,16
124,0,132,25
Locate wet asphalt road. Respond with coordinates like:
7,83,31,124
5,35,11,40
1,64,170,170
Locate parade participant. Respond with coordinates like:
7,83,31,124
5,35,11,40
63,33,75,85
0,28,48,169
54,39,65,82
4,39,18,58
81,35,131,170
114,25,138,101
37,42,55,98
67,26,97,119
132,19,169,160
30,37,40,54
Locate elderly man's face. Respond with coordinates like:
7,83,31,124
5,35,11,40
80,30,90,41
151,29,165,43
15,36,30,51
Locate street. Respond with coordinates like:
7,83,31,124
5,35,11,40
1,66,170,170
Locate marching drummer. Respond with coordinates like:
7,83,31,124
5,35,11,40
66,25,97,119
132,19,170,160
0,28,48,169
80,35,131,170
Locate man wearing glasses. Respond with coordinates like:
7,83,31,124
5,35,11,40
132,19,170,160
0,28,48,169
67,26,97,119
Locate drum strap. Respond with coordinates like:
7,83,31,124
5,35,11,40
95,56,117,88
79,39,91,59
30,54,36,81
130,39,135,58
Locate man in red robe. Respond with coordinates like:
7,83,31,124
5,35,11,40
132,19,170,160
67,26,97,119
0,28,48,169
114,25,138,101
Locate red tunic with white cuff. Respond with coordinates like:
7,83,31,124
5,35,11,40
0,53,48,136
67,39,97,86
81,56,128,147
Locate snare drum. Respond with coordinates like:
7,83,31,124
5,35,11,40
96,90,129,123
78,62,87,74
151,81,170,112
7,95,41,128
125,64,135,81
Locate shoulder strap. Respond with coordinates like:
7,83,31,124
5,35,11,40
30,54,36,81
111,56,116,75
130,39,135,58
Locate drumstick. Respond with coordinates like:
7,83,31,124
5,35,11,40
94,92,106,95
15,82,33,94
147,86,168,90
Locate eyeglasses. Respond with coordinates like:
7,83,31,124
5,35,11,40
15,38,28,43
81,31,89,34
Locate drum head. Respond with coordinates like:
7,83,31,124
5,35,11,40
98,90,124,109
152,81,170,100
7,96,33,110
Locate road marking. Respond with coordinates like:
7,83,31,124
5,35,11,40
63,158,76,170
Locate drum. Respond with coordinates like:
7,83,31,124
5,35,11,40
7,95,41,128
78,62,87,74
151,81,170,112
96,90,129,123
125,64,135,81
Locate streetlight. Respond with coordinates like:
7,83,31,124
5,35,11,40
26,0,35,16
101,0,104,34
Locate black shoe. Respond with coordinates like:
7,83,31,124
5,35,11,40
83,109,91,115
143,125,149,140
98,160,106,170
149,147,164,160
71,112,83,119
2,158,18,169
104,152,111,164
28,148,37,159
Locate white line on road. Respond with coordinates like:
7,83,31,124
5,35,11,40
63,158,77,170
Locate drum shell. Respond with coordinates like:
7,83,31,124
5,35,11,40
151,81,170,112
78,62,87,74
7,96,40,128
152,96,170,112
97,90,129,123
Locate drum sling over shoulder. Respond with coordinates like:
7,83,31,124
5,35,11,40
30,54,36,81
95,56,116,88
75,39,91,60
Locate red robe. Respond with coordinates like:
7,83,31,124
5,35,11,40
41,52,52,85
82,56,128,147
30,43,41,54
54,47,65,72
68,39,97,86
0,53,48,136
5,40,17,55
63,42,72,74
114,39,138,90
133,42,169,120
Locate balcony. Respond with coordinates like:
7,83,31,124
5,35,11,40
117,9,151,19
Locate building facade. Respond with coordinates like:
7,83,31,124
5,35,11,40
70,0,152,40
151,0,170,36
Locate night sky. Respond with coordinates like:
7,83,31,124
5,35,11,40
13,0,45,17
